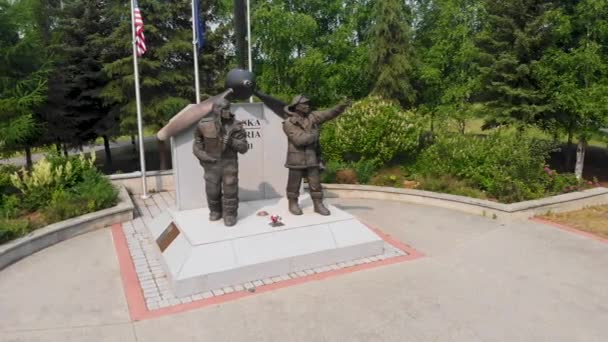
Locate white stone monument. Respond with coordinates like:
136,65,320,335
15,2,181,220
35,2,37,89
150,99,386,297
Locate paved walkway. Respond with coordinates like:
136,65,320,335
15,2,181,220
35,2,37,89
1,197,608,341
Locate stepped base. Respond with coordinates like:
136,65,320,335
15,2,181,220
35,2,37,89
149,196,385,297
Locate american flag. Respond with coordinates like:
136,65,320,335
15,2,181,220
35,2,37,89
133,0,147,56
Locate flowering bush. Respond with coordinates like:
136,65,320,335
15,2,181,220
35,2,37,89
321,96,423,167
11,152,98,210
542,166,594,195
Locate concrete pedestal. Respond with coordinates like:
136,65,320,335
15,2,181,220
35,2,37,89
148,196,385,297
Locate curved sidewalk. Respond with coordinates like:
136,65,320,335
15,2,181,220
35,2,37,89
1,197,608,341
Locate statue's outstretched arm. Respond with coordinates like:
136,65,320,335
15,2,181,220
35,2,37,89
311,101,351,125
254,89,288,119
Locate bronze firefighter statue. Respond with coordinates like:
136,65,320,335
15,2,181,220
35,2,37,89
193,99,249,226
281,95,351,216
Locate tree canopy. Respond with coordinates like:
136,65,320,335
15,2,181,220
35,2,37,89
0,0,50,155
1,0,607,176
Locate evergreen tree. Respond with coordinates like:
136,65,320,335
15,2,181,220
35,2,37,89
368,0,416,107
101,0,231,134
43,0,118,162
476,0,559,129
102,0,190,136
0,0,50,160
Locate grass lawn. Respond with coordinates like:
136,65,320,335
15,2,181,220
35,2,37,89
463,118,607,148
539,205,608,239
93,126,158,145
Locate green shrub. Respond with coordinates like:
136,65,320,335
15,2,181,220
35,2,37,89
351,159,378,184
320,159,378,184
1,194,20,219
0,165,19,195
416,175,488,199
0,153,117,244
43,169,117,224
0,219,29,244
321,160,346,183
45,152,97,189
371,174,404,188
412,133,563,203
543,169,586,195
321,96,423,167
11,158,61,210
43,190,85,223
72,169,118,211
10,152,98,210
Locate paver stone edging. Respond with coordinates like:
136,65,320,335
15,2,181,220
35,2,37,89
318,184,608,219
0,185,134,270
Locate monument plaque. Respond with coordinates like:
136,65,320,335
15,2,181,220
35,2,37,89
156,223,180,253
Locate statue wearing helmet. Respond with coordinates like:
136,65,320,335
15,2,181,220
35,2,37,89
282,95,351,216
193,99,249,226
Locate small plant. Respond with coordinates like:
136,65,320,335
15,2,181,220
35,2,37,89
0,165,19,195
1,194,20,219
0,219,29,244
351,159,378,184
321,160,347,183
415,175,487,198
371,174,403,188
43,190,85,223
369,166,406,187
10,158,58,210
336,168,358,184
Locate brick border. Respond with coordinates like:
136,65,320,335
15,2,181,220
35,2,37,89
530,217,608,244
111,222,424,321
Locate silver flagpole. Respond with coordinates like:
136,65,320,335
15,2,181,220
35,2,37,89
246,0,253,103
130,0,149,199
192,0,201,104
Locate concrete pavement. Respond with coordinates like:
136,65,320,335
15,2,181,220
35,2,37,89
1,198,607,341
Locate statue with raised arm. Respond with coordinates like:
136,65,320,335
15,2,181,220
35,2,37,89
193,99,249,226
254,90,350,216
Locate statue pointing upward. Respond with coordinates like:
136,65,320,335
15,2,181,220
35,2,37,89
282,95,351,216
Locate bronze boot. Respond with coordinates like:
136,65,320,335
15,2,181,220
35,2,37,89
224,214,237,227
208,200,222,221
312,199,330,216
288,198,303,215
223,199,238,227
